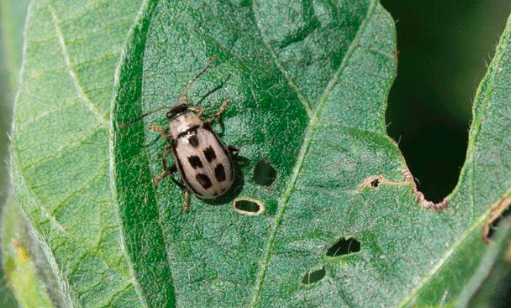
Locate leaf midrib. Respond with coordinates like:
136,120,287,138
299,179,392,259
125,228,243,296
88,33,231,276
48,5,108,125
108,0,157,307
249,1,379,306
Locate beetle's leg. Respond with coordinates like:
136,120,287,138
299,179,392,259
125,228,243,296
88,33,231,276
189,105,204,117
183,190,191,213
168,172,187,191
141,134,161,148
148,124,172,141
167,167,191,214
206,99,230,125
153,146,173,187
153,171,167,187
227,145,239,157
177,57,218,105
182,95,189,105
215,99,229,119
151,146,192,214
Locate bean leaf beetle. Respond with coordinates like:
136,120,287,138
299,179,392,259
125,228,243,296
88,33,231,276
130,58,238,213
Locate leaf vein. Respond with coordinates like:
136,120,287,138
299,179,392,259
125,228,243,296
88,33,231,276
50,161,108,218
71,53,120,71
48,5,108,126
249,1,380,306
251,0,312,117
53,0,112,25
21,126,106,172
17,100,77,130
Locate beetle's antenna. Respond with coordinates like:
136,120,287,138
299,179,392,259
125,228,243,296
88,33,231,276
197,74,231,106
118,105,172,127
176,56,218,104
120,56,219,128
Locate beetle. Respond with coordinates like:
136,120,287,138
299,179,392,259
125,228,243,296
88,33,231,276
144,59,238,213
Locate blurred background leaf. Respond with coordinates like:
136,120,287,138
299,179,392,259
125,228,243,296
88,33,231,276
1,0,30,307
1,197,54,308
457,218,511,308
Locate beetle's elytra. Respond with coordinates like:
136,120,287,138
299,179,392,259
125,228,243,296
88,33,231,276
147,59,238,213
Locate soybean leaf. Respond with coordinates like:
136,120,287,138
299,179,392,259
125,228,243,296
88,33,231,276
10,0,511,307
401,13,511,306
113,1,511,306
11,0,146,306
115,0,398,306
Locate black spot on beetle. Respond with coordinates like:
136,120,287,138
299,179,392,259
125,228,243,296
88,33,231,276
188,156,203,169
215,164,226,182
196,174,212,189
301,267,326,284
188,135,200,147
326,238,361,257
204,146,216,162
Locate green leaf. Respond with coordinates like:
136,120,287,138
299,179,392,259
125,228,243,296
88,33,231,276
114,0,398,306
457,218,511,307
11,0,146,306
400,12,511,306
10,0,511,307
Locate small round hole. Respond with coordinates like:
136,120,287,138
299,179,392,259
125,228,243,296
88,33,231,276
326,238,361,257
233,198,264,216
236,200,259,212
253,160,277,186
301,267,326,285
370,179,380,187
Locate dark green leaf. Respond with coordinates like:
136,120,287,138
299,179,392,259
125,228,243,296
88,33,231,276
10,0,511,307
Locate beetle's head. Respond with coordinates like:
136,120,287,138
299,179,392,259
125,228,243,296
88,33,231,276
166,104,189,121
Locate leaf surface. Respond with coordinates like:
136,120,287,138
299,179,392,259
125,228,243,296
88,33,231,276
11,0,145,306
10,0,511,307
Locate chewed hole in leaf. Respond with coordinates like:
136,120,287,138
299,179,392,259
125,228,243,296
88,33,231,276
371,178,380,187
253,160,277,186
357,175,386,192
233,198,264,216
326,237,361,257
301,267,326,285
